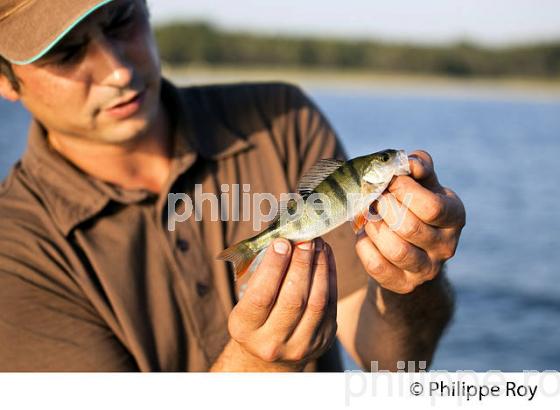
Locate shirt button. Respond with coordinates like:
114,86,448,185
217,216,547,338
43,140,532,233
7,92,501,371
176,238,189,252
196,282,210,297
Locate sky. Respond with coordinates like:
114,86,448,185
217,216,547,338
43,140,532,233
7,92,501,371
148,0,560,46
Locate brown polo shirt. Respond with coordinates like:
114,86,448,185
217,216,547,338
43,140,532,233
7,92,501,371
0,77,369,371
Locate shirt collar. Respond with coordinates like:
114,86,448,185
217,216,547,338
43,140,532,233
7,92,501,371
21,77,254,236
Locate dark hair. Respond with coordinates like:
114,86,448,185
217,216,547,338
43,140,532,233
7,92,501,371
0,54,20,93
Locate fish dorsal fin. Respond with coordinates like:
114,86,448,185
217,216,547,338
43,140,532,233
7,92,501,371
297,159,345,198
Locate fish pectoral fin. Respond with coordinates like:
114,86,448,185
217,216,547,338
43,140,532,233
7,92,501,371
352,212,368,234
351,181,389,234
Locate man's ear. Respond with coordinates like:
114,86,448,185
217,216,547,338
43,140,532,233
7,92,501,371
0,74,20,101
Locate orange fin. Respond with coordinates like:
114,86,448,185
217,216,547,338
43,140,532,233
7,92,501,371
352,213,367,234
217,241,258,281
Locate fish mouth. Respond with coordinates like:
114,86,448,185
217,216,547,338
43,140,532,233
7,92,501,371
395,150,411,176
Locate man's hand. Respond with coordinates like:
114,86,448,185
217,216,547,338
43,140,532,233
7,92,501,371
211,237,337,371
356,150,465,294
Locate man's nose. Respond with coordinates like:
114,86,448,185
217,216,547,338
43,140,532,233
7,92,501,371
90,36,134,88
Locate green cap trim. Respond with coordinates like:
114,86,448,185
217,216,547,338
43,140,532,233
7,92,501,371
10,0,116,65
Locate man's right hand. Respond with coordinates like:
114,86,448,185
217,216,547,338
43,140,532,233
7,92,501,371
211,237,338,372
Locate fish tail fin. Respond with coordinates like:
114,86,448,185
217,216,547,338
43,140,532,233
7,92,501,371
217,240,259,281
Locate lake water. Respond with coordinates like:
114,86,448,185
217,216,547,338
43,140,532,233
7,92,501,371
1,83,559,371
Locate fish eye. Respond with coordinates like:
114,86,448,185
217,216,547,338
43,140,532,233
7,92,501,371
380,153,390,162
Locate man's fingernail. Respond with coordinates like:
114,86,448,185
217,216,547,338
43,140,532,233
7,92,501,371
273,240,289,255
297,241,314,250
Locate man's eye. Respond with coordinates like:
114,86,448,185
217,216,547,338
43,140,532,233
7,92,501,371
52,45,84,65
112,15,133,28
107,10,136,33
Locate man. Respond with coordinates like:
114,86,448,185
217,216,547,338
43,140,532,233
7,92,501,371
0,0,465,371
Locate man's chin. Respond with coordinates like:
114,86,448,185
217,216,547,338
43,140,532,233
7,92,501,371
99,115,154,143
94,96,160,144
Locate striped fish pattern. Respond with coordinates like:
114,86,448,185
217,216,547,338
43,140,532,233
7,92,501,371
218,149,410,280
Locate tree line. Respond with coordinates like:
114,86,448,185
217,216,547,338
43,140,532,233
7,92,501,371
154,22,560,78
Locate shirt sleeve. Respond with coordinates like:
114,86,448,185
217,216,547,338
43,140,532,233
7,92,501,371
281,84,370,300
0,225,137,371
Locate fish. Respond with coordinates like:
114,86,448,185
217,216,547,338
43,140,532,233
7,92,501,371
217,149,411,280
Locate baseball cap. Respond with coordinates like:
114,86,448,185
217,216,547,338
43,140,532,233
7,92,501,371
0,0,116,65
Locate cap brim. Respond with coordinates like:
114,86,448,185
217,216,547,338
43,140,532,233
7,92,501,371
0,0,115,65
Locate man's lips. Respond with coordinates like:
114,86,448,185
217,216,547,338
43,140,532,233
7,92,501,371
104,89,147,118
106,89,144,110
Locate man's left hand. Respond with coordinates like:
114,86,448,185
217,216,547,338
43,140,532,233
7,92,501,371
356,150,466,294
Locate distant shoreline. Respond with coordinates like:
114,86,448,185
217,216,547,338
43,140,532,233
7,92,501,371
164,65,560,101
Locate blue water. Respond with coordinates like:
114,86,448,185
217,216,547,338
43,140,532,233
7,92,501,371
1,85,559,371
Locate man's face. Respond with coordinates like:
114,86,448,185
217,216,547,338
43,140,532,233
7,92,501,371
5,0,162,144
